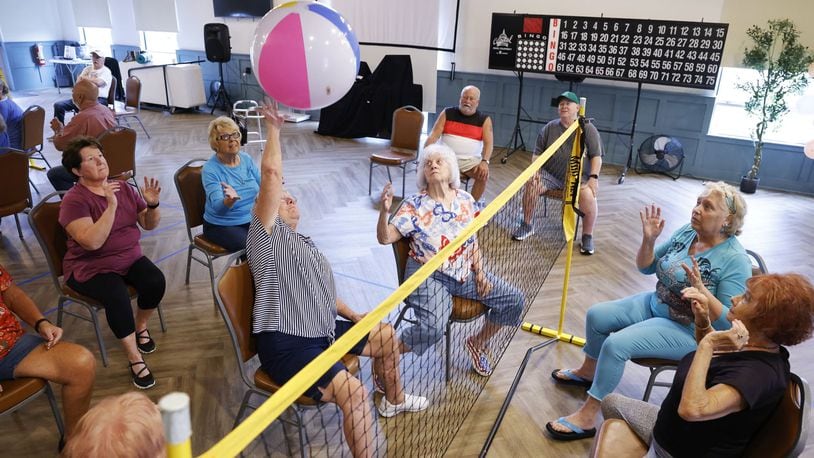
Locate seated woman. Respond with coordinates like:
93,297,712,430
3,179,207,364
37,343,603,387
58,136,165,390
247,103,428,458
601,273,814,457
202,117,261,252
547,182,752,440
376,144,524,377
0,264,96,447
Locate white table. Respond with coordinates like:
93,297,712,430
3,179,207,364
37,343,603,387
51,58,92,94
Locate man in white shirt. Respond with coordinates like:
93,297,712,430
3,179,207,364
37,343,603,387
52,49,112,124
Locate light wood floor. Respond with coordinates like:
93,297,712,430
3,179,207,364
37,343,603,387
2,88,813,457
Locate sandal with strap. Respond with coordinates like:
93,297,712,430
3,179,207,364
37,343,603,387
129,361,156,389
136,329,156,354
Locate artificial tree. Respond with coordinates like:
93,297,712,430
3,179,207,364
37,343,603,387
737,19,813,192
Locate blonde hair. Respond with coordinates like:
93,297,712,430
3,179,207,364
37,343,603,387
416,143,461,191
62,392,166,458
702,181,746,236
207,116,241,152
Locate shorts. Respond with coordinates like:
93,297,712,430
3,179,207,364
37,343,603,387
255,320,369,401
0,334,46,380
457,155,482,173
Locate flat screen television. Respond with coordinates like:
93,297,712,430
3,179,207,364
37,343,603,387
213,0,272,18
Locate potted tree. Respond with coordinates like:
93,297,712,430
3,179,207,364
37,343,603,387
737,19,813,193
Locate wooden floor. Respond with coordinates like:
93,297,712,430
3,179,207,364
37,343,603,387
2,88,813,457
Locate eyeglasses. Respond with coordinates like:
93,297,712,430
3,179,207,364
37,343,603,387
217,132,241,141
280,196,298,206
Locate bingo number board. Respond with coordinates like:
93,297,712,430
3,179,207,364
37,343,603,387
489,13,728,90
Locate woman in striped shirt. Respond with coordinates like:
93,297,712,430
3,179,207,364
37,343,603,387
246,103,428,458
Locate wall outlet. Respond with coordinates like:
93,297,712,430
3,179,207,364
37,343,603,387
244,67,252,75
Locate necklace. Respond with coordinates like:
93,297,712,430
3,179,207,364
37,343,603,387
742,343,779,352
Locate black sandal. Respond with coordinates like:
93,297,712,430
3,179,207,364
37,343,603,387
129,361,156,389
136,329,156,354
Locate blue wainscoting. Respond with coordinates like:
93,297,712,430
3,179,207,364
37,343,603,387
434,70,813,195
1,41,63,91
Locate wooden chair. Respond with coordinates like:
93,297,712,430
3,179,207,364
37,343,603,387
97,125,138,189
0,149,33,238
632,248,770,402
215,252,360,457
114,76,150,138
173,159,234,301
391,236,486,381
0,378,65,442
369,106,423,198
590,373,811,458
28,193,166,367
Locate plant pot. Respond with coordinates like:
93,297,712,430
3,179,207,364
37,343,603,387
740,175,760,194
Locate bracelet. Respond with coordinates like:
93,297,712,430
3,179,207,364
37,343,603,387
147,202,160,209
34,318,51,333
589,174,599,180
695,319,711,330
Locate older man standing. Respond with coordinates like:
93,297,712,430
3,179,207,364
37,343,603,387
425,85,493,203
47,79,116,191
52,49,112,125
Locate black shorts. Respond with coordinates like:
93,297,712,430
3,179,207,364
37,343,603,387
255,320,369,401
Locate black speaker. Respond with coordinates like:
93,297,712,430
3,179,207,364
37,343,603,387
204,23,231,62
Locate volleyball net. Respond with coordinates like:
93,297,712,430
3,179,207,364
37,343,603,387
197,116,585,457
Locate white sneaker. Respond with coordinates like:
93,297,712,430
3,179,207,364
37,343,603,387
376,393,429,418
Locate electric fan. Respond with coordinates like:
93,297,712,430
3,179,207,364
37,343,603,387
636,135,685,180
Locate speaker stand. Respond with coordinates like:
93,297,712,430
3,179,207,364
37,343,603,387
209,62,232,115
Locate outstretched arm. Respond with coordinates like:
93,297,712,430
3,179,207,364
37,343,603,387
424,111,447,147
253,102,286,233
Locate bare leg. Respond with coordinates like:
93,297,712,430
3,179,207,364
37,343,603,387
468,320,501,350
521,174,544,225
579,185,598,236
549,395,602,432
554,355,597,382
319,371,373,458
362,323,404,404
134,308,155,340
121,333,150,376
470,175,487,201
14,342,96,439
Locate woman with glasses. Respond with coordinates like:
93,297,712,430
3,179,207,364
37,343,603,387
546,181,752,441
377,144,524,378
202,117,261,252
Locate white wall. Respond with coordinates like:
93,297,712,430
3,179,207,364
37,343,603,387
176,0,260,53
0,0,66,42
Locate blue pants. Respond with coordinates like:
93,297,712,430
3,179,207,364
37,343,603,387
584,291,697,401
47,166,77,192
202,221,249,252
399,258,524,356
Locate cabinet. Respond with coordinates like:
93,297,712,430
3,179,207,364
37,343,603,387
119,62,206,110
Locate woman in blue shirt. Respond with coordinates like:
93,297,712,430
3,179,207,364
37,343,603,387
201,117,261,252
546,181,752,441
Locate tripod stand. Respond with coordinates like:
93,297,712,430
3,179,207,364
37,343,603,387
209,61,232,115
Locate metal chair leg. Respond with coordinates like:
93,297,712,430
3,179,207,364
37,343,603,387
87,303,109,367
184,246,194,284
368,161,374,195
134,116,150,139
14,214,23,238
156,304,167,332
401,164,407,198
44,383,66,438
445,320,453,382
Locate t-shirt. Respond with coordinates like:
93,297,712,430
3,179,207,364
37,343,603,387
535,119,603,183
78,65,113,93
640,224,751,328
440,107,490,159
247,214,337,338
0,98,24,150
653,347,790,457
58,182,146,283
390,189,478,282
0,266,24,360
202,152,262,226
53,103,116,152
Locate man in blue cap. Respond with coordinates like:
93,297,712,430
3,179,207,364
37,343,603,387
511,91,603,255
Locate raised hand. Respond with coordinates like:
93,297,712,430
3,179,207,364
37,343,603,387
102,180,121,207
258,99,285,131
683,286,710,325
681,256,706,290
380,182,394,213
141,176,161,206
222,182,240,207
640,203,665,242
702,319,749,352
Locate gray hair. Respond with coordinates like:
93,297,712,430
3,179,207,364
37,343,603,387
461,85,480,100
702,181,747,236
416,143,460,191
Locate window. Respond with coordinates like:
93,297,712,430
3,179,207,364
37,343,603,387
708,66,814,146
77,27,112,58
139,31,178,64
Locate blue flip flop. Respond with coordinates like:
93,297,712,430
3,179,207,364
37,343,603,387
551,368,593,389
545,417,597,441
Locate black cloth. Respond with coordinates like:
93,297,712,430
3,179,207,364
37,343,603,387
104,57,125,101
653,347,790,457
316,55,422,139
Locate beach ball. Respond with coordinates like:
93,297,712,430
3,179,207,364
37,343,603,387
251,1,360,110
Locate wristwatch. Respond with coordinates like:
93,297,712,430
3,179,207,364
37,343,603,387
482,159,490,165
589,174,599,180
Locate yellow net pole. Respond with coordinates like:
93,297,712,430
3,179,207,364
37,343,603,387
159,392,193,458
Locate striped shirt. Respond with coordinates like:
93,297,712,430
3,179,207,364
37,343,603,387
441,107,489,159
246,213,337,339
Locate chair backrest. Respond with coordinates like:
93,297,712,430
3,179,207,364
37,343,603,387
28,193,69,290
214,252,258,389
173,159,209,239
0,150,33,216
21,105,45,152
97,126,137,179
124,76,142,111
745,373,810,457
392,238,410,284
106,75,118,107
745,248,768,276
390,106,423,151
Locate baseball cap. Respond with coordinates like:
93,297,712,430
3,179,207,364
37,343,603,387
90,49,105,59
556,91,579,104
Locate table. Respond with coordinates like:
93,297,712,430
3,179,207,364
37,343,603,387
51,58,92,94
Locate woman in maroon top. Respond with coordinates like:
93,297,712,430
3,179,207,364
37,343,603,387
58,136,164,389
